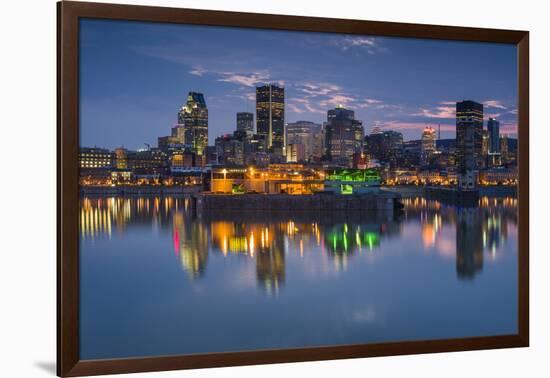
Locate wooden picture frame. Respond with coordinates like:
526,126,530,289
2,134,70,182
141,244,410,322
57,1,529,376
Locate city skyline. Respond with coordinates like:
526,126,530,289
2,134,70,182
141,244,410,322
80,19,518,150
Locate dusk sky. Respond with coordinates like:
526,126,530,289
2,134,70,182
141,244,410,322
79,18,518,150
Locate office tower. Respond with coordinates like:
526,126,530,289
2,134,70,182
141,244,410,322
236,112,254,137
171,124,185,144
324,105,363,165
421,126,437,164
500,135,509,165
78,147,114,169
365,129,403,162
178,92,208,156
285,121,322,162
487,117,500,153
456,100,483,189
215,134,244,166
256,84,285,155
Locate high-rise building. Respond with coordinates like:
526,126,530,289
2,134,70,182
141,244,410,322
236,112,254,137
215,134,244,166
456,100,483,171
456,100,483,189
178,92,208,156
324,105,362,165
487,117,500,153
256,84,285,156
365,129,403,163
421,126,437,164
285,121,322,162
171,124,185,144
500,135,509,165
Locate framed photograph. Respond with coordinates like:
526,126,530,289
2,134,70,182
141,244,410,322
57,1,529,376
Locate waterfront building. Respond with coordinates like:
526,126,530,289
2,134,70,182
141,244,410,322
209,165,324,194
114,147,130,169
323,168,381,195
236,112,254,137
256,84,285,156
456,100,484,189
421,126,437,165
324,105,362,165
487,118,500,153
78,147,114,169
179,92,208,156
286,121,322,162
131,148,166,175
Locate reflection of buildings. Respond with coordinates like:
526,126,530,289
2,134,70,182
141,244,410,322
173,211,209,279
80,195,517,288
456,208,484,279
256,246,285,295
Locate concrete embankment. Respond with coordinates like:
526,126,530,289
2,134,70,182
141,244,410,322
80,185,202,197
196,191,402,212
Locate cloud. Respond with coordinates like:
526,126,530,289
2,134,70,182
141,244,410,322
287,98,325,115
337,36,383,54
189,67,207,76
217,71,271,87
371,121,454,134
413,105,455,119
483,100,507,109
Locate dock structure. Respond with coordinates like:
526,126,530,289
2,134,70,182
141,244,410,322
195,190,402,212
424,186,479,206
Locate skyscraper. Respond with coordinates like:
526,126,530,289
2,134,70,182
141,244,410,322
285,121,322,162
236,112,254,137
324,105,362,165
256,84,285,156
456,100,483,189
421,126,437,164
487,117,500,153
178,92,208,156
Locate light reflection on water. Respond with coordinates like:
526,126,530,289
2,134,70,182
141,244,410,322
79,196,518,359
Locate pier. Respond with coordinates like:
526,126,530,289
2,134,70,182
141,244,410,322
195,190,402,212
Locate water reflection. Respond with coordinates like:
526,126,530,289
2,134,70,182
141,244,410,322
80,195,517,289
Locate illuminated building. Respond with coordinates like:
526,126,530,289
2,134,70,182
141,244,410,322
285,121,322,161
114,147,129,169
421,126,437,164
487,118,500,153
324,105,362,165
171,124,185,144
286,143,306,163
500,135,509,165
79,147,114,169
236,112,254,137
209,165,324,194
324,168,381,195
352,152,368,169
456,100,483,189
178,92,208,156
256,84,285,156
